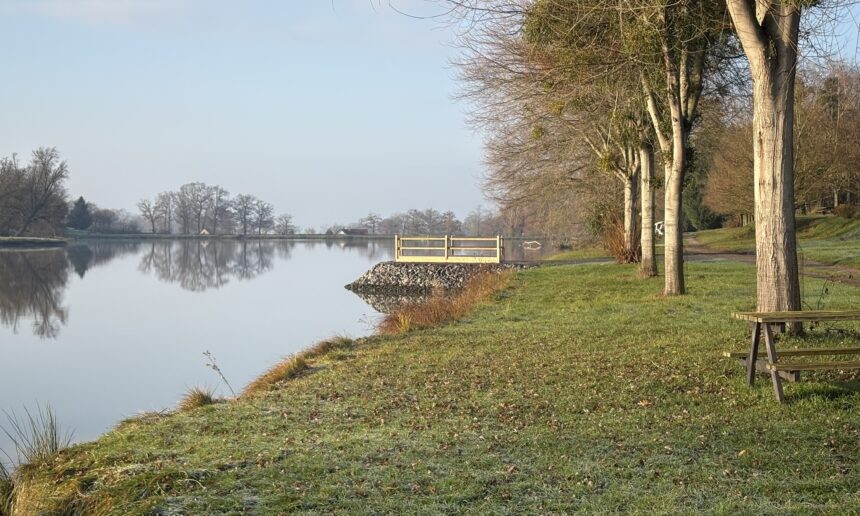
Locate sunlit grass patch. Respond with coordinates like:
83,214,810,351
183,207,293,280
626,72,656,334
9,262,860,513
242,355,310,396
177,387,217,412
376,271,512,334
301,335,354,360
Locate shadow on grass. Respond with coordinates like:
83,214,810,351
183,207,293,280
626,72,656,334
790,381,860,403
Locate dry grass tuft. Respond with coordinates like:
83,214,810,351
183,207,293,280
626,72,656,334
0,462,12,516
600,212,640,264
177,387,217,412
377,271,512,334
302,335,354,360
242,355,310,397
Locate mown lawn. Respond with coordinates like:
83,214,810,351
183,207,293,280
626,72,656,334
695,216,860,268
11,262,860,514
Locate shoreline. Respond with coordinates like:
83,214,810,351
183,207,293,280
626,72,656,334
0,237,67,249
8,260,860,513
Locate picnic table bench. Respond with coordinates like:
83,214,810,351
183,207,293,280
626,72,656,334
727,310,860,403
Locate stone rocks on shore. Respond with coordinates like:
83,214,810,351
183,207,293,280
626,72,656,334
345,261,531,292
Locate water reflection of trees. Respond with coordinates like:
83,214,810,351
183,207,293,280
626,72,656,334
0,250,69,338
66,241,141,278
138,240,283,291
0,238,394,338
135,239,392,292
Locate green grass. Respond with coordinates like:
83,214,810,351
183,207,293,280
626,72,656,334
694,216,860,268
546,246,610,260
12,262,860,513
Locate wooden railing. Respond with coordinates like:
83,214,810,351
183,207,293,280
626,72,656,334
394,235,503,264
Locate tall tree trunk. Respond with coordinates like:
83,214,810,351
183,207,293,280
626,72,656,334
727,1,801,314
623,172,638,261
752,63,800,312
663,97,687,295
639,142,657,277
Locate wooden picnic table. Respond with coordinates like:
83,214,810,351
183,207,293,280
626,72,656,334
729,310,860,403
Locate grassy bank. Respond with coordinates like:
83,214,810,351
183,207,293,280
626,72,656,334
546,246,609,261
9,261,860,513
0,237,66,249
694,216,860,267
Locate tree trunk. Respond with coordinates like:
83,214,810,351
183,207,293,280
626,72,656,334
752,63,801,313
726,0,801,315
639,143,657,277
623,173,638,262
663,106,686,295
663,160,684,294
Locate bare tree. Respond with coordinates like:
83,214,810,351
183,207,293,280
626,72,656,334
154,191,175,234
11,148,69,237
208,185,232,235
275,213,295,235
137,199,158,234
233,194,257,236
359,212,382,234
252,199,274,235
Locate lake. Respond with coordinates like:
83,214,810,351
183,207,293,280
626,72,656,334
0,238,395,466
0,237,551,467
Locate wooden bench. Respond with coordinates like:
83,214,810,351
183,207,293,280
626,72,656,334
729,310,860,402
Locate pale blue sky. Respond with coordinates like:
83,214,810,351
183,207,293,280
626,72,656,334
0,0,484,229
1,2,858,229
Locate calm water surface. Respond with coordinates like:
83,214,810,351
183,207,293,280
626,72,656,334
0,239,392,465
0,237,551,465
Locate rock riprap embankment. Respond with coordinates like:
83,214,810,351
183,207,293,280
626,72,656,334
345,261,531,292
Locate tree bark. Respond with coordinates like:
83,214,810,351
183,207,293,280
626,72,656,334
639,142,657,277
623,172,638,261
662,87,687,295
727,0,801,314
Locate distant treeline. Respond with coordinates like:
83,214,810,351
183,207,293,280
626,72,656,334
135,184,294,236
329,206,517,237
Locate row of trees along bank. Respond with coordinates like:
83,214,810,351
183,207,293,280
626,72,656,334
449,0,850,314
136,184,294,236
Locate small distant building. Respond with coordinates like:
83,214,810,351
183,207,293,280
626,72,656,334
199,229,210,236
337,228,369,236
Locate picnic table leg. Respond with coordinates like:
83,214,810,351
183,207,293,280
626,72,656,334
762,323,785,403
746,322,761,386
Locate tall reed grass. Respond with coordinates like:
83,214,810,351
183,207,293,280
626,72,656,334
376,271,512,334
1,404,72,467
0,461,12,516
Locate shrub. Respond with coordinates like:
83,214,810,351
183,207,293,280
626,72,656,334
178,387,217,412
833,204,859,219
599,212,640,264
377,271,512,334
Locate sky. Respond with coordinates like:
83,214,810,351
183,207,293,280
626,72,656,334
0,0,485,230
1,2,859,231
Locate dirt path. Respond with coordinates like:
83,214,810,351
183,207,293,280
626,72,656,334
685,235,860,287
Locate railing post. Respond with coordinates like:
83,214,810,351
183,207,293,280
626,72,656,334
496,235,502,263
395,235,399,262
444,235,449,262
